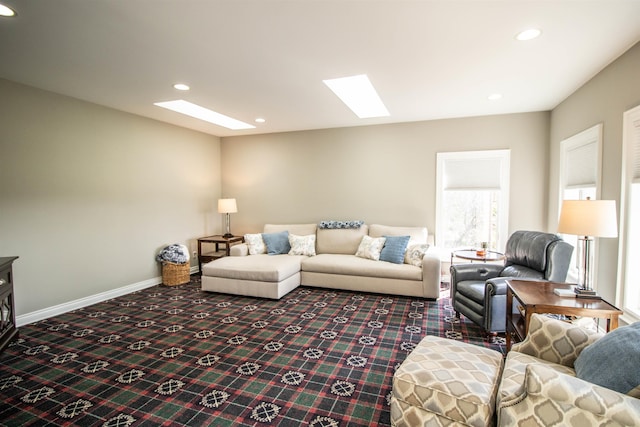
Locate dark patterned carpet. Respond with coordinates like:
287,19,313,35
0,276,504,426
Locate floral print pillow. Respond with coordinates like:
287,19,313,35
288,234,316,256
355,235,386,261
244,233,266,255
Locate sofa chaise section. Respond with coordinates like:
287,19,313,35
201,254,305,299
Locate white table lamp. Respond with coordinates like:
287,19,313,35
218,198,237,238
557,198,617,297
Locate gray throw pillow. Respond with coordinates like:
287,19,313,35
574,321,640,396
262,231,290,255
379,235,410,264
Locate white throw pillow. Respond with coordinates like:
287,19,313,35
355,235,386,261
405,244,430,267
244,233,266,255
288,234,316,256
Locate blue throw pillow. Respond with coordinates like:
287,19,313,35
262,231,291,255
574,321,640,396
379,235,411,264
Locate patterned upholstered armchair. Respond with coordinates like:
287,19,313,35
391,314,639,427
450,230,573,333
497,314,640,426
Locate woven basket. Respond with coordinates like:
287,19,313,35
162,261,190,286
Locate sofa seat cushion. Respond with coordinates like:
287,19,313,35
392,335,503,427
498,350,576,408
202,254,305,282
301,254,422,281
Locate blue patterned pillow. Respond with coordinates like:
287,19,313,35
379,235,410,264
262,231,291,255
574,321,640,396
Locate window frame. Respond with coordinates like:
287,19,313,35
616,104,640,323
435,149,511,251
558,124,603,283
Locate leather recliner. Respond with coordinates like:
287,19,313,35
449,230,573,333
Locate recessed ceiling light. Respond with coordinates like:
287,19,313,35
488,93,502,101
0,3,16,17
323,74,390,119
154,100,255,130
516,28,541,41
173,83,190,91
255,118,266,123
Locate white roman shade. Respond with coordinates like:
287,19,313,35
443,157,502,190
565,141,598,189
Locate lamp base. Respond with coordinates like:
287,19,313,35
222,233,234,239
574,286,601,299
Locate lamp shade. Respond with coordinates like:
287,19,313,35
217,198,237,214
557,199,618,238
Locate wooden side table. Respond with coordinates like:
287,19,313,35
197,235,244,272
506,279,622,351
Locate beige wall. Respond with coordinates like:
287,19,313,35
0,79,222,316
549,42,640,304
221,112,550,240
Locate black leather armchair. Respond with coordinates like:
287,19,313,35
449,230,573,333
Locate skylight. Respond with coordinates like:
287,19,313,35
323,74,389,119
0,3,16,16
154,100,255,130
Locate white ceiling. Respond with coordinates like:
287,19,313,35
1,0,639,138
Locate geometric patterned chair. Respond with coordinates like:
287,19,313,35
391,335,504,426
392,314,640,427
497,314,640,426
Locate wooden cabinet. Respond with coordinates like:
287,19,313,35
0,256,19,354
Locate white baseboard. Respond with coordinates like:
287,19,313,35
16,266,199,327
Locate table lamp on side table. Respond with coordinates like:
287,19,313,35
218,198,237,238
557,198,617,299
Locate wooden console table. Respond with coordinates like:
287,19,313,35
0,256,19,354
506,279,622,351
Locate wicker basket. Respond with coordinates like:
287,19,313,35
162,261,190,286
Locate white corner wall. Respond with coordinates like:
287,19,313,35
0,79,222,317
549,41,640,304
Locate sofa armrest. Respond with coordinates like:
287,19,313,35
499,363,640,426
485,277,510,296
421,249,441,299
230,243,249,256
450,263,503,283
512,313,602,367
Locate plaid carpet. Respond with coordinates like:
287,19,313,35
0,276,504,426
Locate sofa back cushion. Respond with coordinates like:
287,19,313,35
316,225,369,255
263,223,317,235
368,224,428,244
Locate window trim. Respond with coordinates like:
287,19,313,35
558,123,603,201
558,124,603,284
616,104,640,324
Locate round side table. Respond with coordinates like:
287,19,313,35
451,249,505,265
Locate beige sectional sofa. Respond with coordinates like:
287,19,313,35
201,223,441,299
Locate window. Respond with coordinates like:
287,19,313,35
436,150,510,251
558,124,602,283
617,105,640,322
